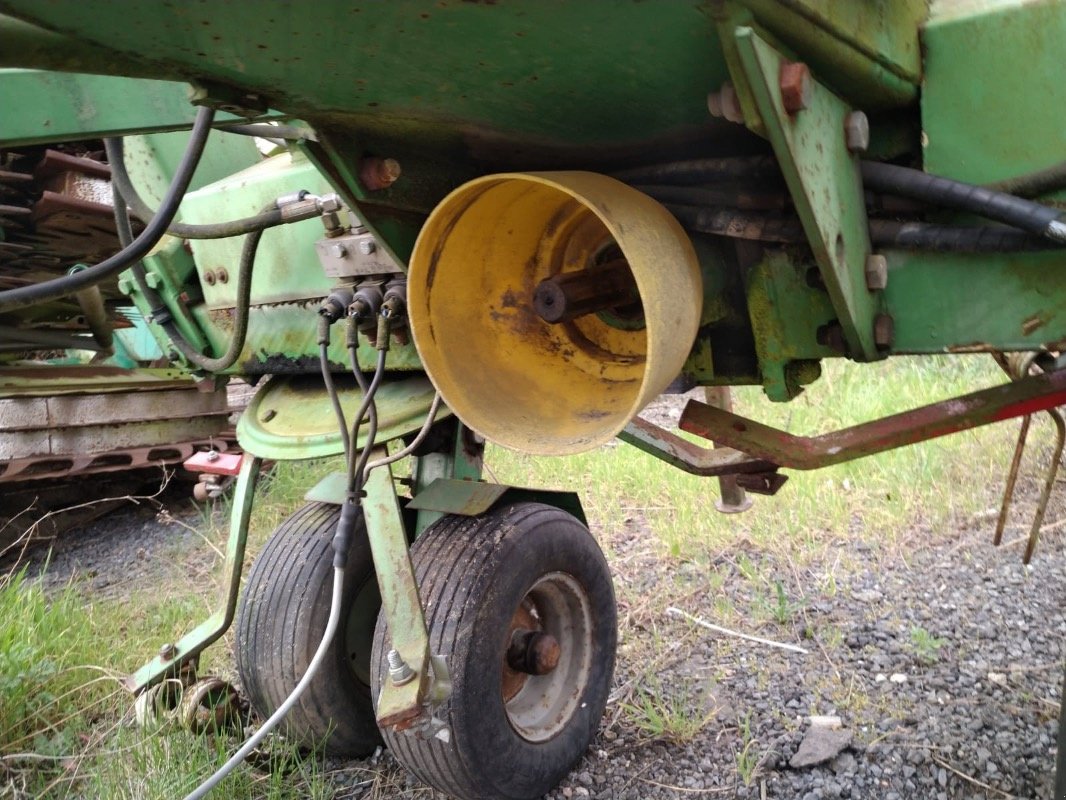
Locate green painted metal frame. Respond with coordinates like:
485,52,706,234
406,478,587,527
0,69,254,147
730,26,880,361
361,456,449,729
410,422,485,536
125,454,262,693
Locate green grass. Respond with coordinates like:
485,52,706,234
0,465,339,799
488,355,1018,564
0,355,1036,795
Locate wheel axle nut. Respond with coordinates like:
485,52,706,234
507,630,561,676
844,111,870,153
387,648,415,685
779,62,812,114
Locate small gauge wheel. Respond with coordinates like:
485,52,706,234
372,502,617,800
235,502,382,755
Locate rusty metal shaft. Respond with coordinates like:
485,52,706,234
532,259,640,324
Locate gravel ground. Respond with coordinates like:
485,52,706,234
7,432,1065,800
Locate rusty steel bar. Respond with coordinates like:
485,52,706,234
679,368,1066,470
618,415,777,477
994,415,1032,547
1024,407,1065,564
704,387,753,513
532,260,640,324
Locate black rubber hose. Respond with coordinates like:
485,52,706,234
105,137,285,240
347,349,387,496
0,107,215,313
635,184,788,211
613,156,782,187
867,220,1059,253
664,204,807,244
860,161,1066,242
666,204,1060,253
321,341,351,462
985,161,1066,199
161,217,266,372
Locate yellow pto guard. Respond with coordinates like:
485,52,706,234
408,171,702,455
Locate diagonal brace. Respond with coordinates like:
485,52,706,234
679,369,1066,471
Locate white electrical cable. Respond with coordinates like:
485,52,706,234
182,566,346,800
363,392,443,475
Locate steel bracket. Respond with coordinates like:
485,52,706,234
407,478,587,527
678,368,1066,471
125,454,262,693
617,416,776,477
363,454,448,730
731,27,880,361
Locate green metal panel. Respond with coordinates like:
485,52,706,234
745,252,835,400
922,0,1066,184
0,2,734,155
738,0,925,95
181,153,335,308
236,373,447,460
407,478,587,526
0,69,251,147
732,27,880,361
885,250,1066,354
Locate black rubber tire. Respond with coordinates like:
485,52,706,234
371,502,617,800
235,501,382,755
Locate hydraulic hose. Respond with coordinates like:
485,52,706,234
185,333,389,800
613,156,782,186
0,107,215,313
985,161,1066,199
364,392,443,475
161,211,269,372
182,565,346,800
859,161,1066,242
665,204,1061,253
348,348,388,496
105,137,286,240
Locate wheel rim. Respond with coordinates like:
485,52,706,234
344,575,381,686
502,572,592,742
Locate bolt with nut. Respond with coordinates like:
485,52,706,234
387,648,415,685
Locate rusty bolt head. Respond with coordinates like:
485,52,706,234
779,62,813,114
844,111,870,153
216,267,228,284
359,157,402,191
816,322,847,354
707,83,744,124
874,314,895,351
203,270,216,286
864,254,888,291
159,643,176,660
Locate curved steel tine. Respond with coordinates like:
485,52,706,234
994,415,1032,546
1023,406,1066,564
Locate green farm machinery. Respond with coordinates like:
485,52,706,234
1,1,1065,797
